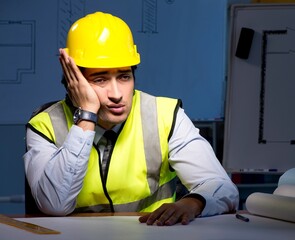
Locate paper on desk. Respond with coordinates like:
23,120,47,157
246,192,295,223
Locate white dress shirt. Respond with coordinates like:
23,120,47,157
23,107,239,216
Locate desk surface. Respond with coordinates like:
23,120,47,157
0,213,294,240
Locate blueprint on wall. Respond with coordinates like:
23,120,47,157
0,0,228,123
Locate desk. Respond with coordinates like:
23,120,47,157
0,213,294,240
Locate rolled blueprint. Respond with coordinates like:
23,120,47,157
245,192,295,223
278,168,295,186
273,185,295,198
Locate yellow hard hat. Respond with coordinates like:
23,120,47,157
65,12,140,68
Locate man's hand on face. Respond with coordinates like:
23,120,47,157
59,48,100,114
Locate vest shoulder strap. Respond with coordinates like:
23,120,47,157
30,101,59,119
43,101,69,148
140,91,162,194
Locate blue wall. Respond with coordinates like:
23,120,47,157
0,0,250,214
0,125,26,214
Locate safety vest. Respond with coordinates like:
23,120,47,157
28,90,181,213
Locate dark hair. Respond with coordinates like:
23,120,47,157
61,65,138,90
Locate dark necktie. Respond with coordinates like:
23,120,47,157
101,130,117,179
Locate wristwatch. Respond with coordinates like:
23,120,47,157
73,107,98,125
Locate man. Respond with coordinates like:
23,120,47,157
24,12,238,226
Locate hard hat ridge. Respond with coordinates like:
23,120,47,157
65,11,140,68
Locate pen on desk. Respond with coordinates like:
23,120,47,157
239,168,278,172
235,214,249,222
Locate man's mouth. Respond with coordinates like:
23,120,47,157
108,104,125,115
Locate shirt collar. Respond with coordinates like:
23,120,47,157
94,123,122,145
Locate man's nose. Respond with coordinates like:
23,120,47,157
107,80,122,101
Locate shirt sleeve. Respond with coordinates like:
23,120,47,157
23,125,95,216
168,108,239,216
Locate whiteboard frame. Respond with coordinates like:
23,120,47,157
223,3,295,173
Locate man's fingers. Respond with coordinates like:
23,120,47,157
68,57,85,81
157,208,177,226
138,214,149,223
180,214,190,225
138,209,165,225
60,59,70,83
66,57,79,82
138,205,176,226
162,212,191,226
59,49,76,83
59,58,73,85
138,200,198,226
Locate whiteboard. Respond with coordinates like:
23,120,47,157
223,4,295,173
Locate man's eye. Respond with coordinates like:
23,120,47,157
120,75,131,81
92,78,106,84
94,78,103,82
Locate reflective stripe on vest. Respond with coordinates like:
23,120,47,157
76,178,176,213
44,102,68,148
140,92,162,195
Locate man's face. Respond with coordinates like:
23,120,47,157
83,67,134,129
